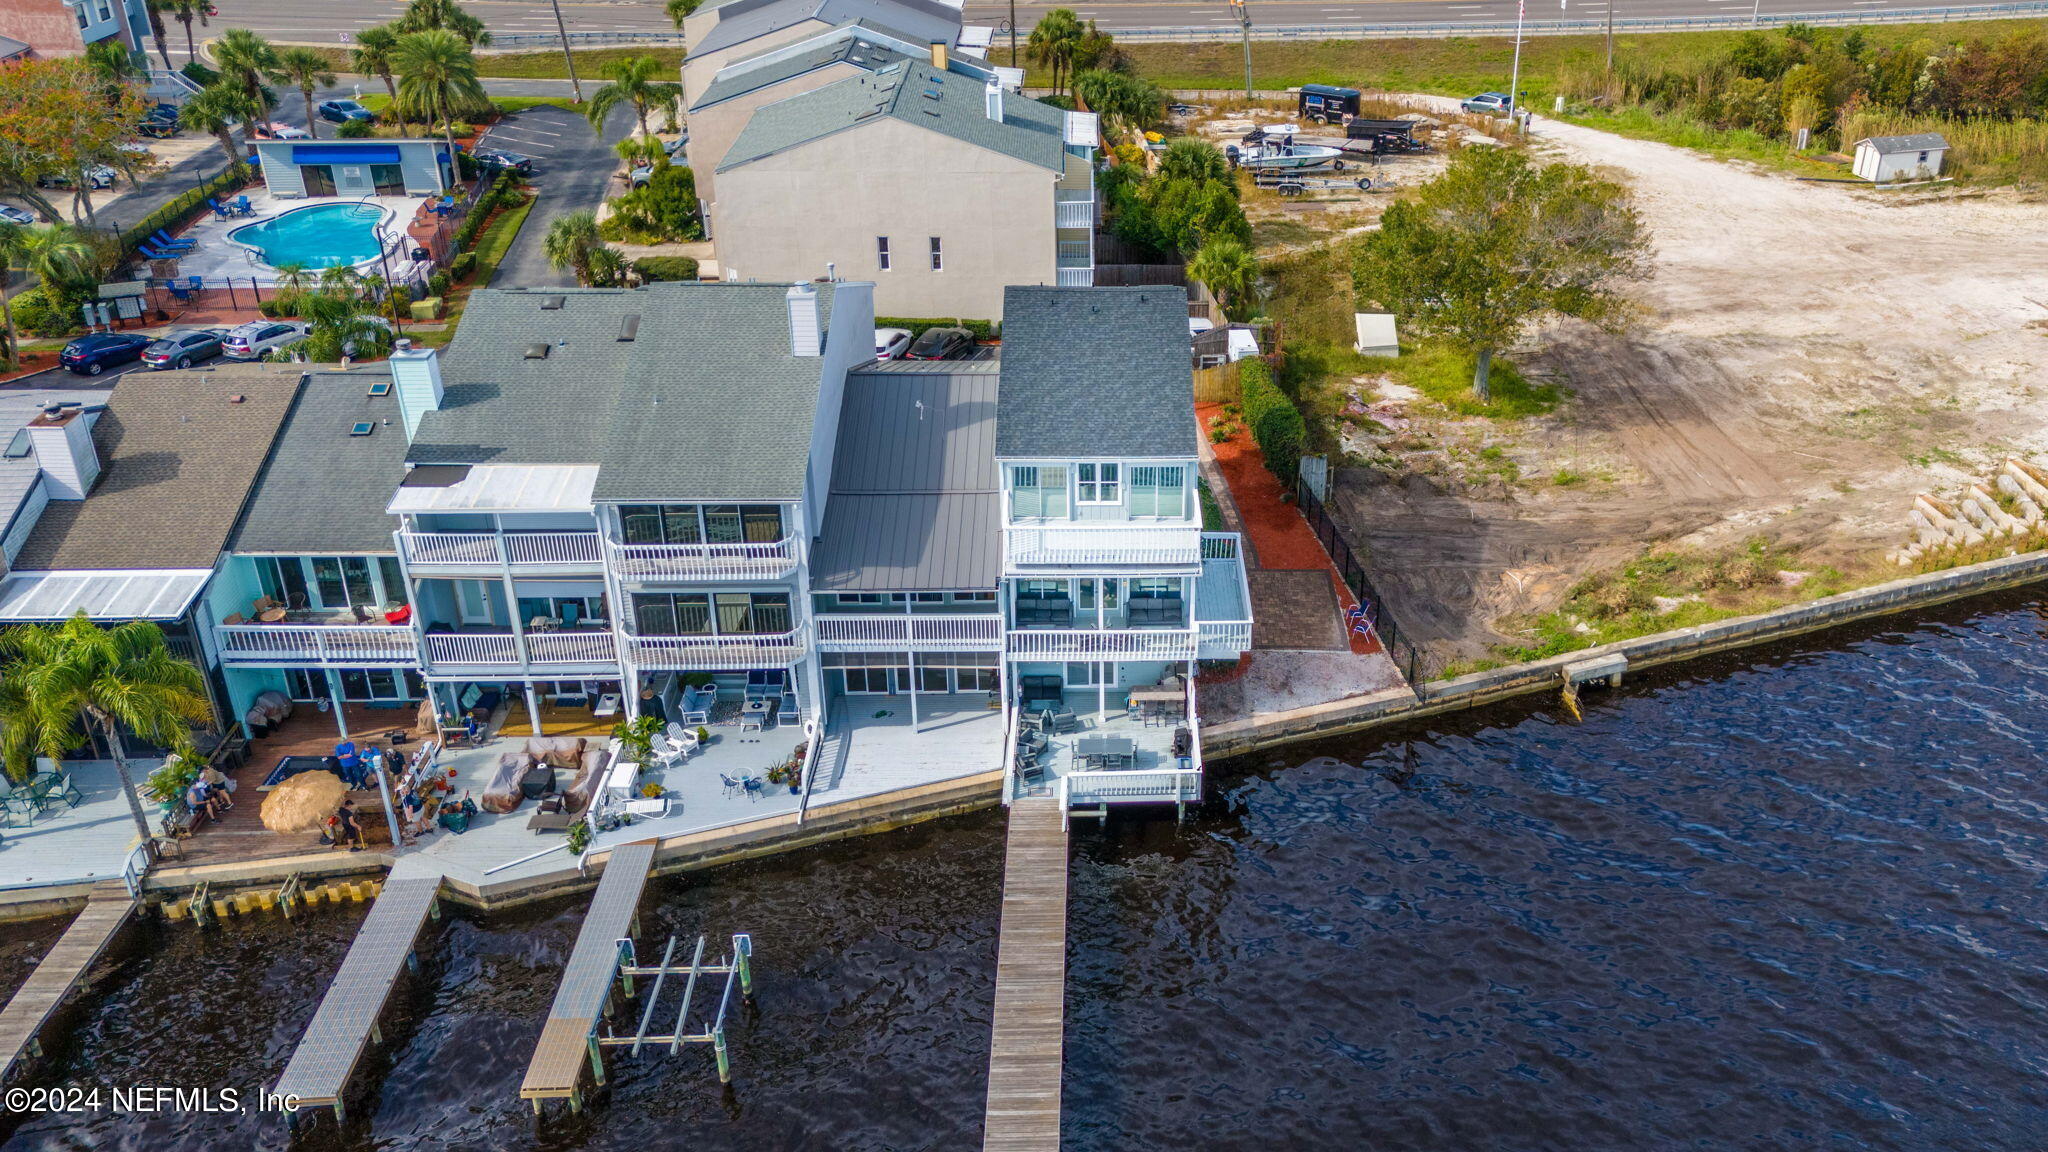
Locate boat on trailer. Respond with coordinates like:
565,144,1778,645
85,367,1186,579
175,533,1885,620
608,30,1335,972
1225,124,1351,171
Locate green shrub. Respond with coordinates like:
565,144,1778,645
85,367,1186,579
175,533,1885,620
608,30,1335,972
874,316,1000,342
427,270,451,298
451,174,513,252
632,256,699,282
335,118,374,139
1239,358,1306,485
604,162,703,241
11,287,87,338
179,60,218,86
450,251,477,281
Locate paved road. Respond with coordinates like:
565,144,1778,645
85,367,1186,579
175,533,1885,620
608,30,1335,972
209,0,2008,40
479,102,636,287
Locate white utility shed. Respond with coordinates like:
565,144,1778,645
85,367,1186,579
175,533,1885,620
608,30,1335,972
1852,134,1948,183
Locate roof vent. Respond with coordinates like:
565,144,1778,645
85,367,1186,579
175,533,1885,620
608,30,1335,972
618,314,640,342
229,394,245,404
349,421,375,437
540,295,566,310
524,343,551,359
368,380,392,396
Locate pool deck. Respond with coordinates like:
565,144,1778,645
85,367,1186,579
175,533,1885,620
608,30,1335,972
163,191,432,284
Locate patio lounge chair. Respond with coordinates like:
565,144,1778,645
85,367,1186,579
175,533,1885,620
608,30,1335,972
207,197,232,220
139,243,181,261
150,230,197,251
234,195,254,216
1042,709,1081,735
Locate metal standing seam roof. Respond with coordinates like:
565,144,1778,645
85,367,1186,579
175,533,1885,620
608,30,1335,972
717,59,1068,174
406,282,838,503
995,286,1202,460
693,28,916,110
230,370,404,556
0,569,212,622
689,0,961,60
1859,133,1949,154
810,367,1000,591
387,464,600,513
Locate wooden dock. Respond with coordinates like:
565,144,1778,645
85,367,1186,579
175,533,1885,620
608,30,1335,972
982,796,1070,1152
519,839,658,1111
271,859,444,1121
0,881,136,1083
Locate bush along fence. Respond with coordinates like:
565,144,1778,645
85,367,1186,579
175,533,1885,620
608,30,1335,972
118,163,251,259
1239,358,1306,486
1295,474,1428,686
875,316,1000,342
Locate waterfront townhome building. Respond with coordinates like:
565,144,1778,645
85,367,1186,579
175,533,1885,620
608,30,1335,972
710,59,1097,321
995,286,1252,811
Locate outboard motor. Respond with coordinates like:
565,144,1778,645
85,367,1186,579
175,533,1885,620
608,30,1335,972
1224,143,1241,168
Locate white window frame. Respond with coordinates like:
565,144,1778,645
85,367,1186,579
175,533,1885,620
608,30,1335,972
877,236,890,271
95,0,112,20
929,236,942,271
1075,462,1121,505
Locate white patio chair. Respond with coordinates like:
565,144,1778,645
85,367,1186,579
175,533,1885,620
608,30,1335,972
648,733,689,770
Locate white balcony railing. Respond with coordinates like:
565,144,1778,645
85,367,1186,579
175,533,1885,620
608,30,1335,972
423,630,620,668
1006,524,1202,568
398,531,603,569
1197,621,1253,658
424,632,521,665
1005,628,1195,660
526,630,620,665
813,613,1004,652
606,535,800,582
215,623,418,665
1055,194,1094,229
1062,768,1201,807
624,626,809,670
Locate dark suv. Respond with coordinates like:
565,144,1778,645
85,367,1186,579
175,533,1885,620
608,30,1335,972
905,326,973,361
60,332,153,375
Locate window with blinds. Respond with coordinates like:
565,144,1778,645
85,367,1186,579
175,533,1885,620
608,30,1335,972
1009,465,1069,519
1128,465,1185,518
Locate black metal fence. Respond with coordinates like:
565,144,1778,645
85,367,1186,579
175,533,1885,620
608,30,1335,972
1295,476,1430,689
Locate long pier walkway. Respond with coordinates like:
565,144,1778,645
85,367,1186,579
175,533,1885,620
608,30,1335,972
982,796,1070,1152
519,839,658,1113
272,858,444,1121
0,881,136,1083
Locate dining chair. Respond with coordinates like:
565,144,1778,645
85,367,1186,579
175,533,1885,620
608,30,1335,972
742,777,764,801
719,773,745,799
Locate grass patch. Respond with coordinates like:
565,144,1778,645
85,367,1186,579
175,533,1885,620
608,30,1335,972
473,192,536,288
355,93,585,116
1393,344,1559,420
304,45,682,81
1556,105,1849,176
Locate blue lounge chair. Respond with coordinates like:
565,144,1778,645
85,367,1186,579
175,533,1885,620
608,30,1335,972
151,230,196,251
138,243,178,260
207,197,231,220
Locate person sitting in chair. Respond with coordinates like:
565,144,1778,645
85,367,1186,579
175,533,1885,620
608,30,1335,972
198,764,236,811
185,778,226,822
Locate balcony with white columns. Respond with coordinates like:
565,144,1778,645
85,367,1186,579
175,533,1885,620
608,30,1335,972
814,613,1003,653
214,623,419,667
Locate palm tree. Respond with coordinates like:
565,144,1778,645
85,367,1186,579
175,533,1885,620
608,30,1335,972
1187,235,1260,321
0,614,212,851
181,82,259,170
1159,138,1230,184
394,0,491,46
1026,9,1084,96
301,290,394,360
213,28,278,114
84,40,137,90
351,25,408,136
164,0,208,61
543,211,602,285
614,134,664,168
1073,69,1162,139
0,223,24,365
143,0,174,69
666,0,699,26
392,29,488,180
14,224,91,297
273,262,312,294
270,48,337,140
585,55,683,139
585,244,629,287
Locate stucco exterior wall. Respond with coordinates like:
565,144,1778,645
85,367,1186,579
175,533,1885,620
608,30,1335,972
253,140,448,198
712,118,1056,321
686,59,864,214
682,18,834,108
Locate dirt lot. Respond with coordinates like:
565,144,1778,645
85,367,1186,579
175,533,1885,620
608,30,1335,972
1319,98,2048,666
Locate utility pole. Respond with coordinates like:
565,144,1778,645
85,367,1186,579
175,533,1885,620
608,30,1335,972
549,0,583,103
1507,0,1526,129
1605,0,1614,72
1008,0,1018,67
1232,0,1252,101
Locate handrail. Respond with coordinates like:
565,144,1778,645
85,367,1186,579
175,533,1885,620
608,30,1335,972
795,719,824,824
216,622,418,663
624,626,810,670
606,534,800,580
813,613,1004,650
1006,628,1197,660
1000,701,1022,805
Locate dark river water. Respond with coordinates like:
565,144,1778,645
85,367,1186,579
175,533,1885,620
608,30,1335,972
6,590,2048,1151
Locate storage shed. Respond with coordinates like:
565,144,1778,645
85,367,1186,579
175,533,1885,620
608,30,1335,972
1852,134,1947,183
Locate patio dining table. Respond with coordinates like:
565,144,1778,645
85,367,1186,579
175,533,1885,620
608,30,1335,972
1075,735,1135,770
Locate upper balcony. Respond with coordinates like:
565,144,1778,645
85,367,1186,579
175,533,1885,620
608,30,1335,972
814,613,1004,653
1055,190,1094,231
398,530,604,576
1004,524,1202,571
215,621,419,667
605,535,801,584
623,626,810,671
1195,532,1253,660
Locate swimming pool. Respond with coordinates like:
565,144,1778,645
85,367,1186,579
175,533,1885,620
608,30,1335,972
228,201,388,269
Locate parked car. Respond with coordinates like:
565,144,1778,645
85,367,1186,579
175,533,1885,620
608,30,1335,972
628,164,654,187
317,99,375,124
37,165,116,190
1189,317,1215,338
1461,92,1513,115
221,320,310,361
140,328,227,370
255,122,310,140
0,205,35,226
474,149,535,175
663,134,688,156
874,327,913,360
905,326,973,361
59,332,152,376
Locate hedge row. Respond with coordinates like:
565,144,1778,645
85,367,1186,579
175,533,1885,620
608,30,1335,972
875,315,999,342
449,172,518,254
120,164,250,257
1239,358,1306,486
634,256,700,282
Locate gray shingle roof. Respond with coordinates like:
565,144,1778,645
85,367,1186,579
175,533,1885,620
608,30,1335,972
690,0,960,59
407,281,839,502
0,36,31,61
1859,133,1948,154
0,388,110,548
13,365,304,572
718,59,1067,174
693,28,914,110
995,286,1201,460
231,369,403,555
810,367,1000,591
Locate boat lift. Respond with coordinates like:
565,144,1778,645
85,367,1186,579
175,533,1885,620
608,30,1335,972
596,933,755,1083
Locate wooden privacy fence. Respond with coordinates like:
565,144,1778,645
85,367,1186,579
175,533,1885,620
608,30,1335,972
1192,361,1242,403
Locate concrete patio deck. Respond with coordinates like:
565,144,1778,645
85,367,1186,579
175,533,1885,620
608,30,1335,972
161,190,431,284
0,760,158,893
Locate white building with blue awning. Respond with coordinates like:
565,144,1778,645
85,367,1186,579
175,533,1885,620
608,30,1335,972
250,138,454,199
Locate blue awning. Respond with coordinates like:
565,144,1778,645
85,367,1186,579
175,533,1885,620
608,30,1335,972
290,144,402,165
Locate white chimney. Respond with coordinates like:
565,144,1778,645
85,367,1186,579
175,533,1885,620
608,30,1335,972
27,404,99,501
389,343,445,441
985,73,1003,123
786,283,821,358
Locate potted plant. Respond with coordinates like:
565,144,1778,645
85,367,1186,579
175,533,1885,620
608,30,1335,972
610,714,661,764
641,781,664,799
565,820,592,854
696,725,711,747
143,752,199,806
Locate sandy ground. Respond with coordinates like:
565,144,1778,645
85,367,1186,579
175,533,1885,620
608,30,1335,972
1329,97,2048,665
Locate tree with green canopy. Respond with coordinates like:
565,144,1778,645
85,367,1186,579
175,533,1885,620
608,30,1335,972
162,0,209,62
1072,68,1162,138
586,55,683,140
270,48,337,140
1187,235,1260,321
1026,9,1084,96
180,81,261,171
666,0,700,25
394,0,492,46
543,210,605,285
392,29,489,177
0,614,212,851
212,28,279,113
1352,146,1649,401
351,25,410,136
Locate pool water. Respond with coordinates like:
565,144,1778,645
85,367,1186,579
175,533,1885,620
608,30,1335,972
230,202,386,269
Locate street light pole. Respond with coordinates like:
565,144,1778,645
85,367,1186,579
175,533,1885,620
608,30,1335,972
1232,0,1252,101
549,0,583,103
1009,0,1018,67
1507,0,1526,127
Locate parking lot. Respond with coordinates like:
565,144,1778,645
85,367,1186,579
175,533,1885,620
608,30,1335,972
476,103,634,287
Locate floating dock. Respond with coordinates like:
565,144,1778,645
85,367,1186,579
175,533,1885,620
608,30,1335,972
519,839,658,1112
0,880,136,1083
982,796,1070,1152
271,860,444,1121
